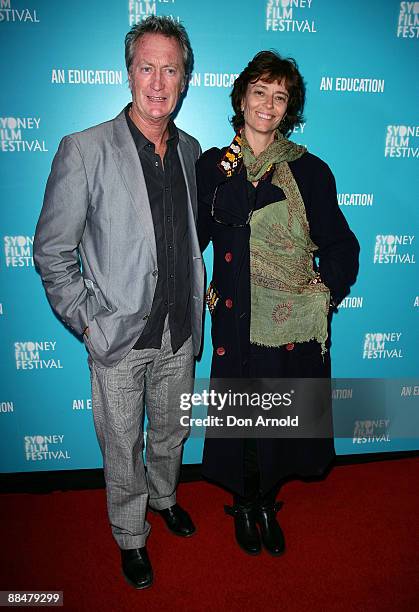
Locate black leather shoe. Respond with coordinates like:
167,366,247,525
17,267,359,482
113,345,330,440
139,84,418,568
154,504,196,537
121,547,153,589
224,504,261,555
256,501,285,556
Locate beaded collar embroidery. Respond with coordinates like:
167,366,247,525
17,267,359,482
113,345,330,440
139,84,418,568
218,134,243,177
218,133,277,183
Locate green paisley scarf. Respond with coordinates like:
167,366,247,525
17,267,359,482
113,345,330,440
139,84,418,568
241,131,330,352
241,129,306,181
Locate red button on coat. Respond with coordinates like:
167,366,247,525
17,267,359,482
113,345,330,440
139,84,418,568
224,252,233,263
216,346,226,356
285,343,295,351
225,299,233,309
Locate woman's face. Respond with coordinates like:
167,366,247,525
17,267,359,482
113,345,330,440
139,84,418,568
241,77,289,140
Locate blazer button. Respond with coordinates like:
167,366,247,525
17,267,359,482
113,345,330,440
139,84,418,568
225,298,233,309
285,343,294,351
152,269,158,277
224,252,233,263
216,346,226,356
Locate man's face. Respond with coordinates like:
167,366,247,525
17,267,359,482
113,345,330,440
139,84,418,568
128,33,185,127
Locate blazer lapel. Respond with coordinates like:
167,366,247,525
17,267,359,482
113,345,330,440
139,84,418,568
111,110,157,260
178,138,201,264
178,138,197,220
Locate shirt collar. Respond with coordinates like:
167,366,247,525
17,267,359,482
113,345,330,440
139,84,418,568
125,104,178,151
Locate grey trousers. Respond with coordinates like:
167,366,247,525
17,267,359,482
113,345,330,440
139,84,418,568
89,322,194,549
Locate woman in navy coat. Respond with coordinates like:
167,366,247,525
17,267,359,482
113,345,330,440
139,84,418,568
196,51,359,556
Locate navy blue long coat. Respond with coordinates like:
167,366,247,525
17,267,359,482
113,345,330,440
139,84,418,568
196,146,360,495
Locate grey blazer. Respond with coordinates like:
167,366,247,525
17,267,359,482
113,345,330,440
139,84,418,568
34,109,205,368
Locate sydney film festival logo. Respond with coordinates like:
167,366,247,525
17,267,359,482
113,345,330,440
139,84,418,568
385,125,419,158
374,234,416,264
3,235,34,267
363,333,403,360
14,341,63,370
0,0,39,23
396,2,419,38
0,117,47,153
353,419,391,444
128,0,179,26
266,0,316,33
24,435,70,462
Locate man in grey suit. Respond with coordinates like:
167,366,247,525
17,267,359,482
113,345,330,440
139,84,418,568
34,16,204,590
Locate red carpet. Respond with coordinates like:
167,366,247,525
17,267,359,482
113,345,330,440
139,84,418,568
1,458,418,611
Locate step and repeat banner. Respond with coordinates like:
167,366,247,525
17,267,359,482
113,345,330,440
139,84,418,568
1,0,418,473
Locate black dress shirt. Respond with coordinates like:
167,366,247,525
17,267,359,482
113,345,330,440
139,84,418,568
125,105,191,353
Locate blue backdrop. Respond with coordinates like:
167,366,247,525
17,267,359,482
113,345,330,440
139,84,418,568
1,0,418,472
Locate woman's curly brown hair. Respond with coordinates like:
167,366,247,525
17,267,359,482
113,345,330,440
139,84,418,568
231,50,305,137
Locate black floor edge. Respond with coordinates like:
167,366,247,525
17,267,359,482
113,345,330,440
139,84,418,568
1,450,418,494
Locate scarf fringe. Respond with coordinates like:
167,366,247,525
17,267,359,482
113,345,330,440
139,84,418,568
250,336,328,357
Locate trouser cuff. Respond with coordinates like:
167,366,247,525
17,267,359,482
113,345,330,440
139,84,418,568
114,522,151,550
149,492,176,511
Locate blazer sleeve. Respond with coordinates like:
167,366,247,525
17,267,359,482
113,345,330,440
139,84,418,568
33,135,89,335
305,159,360,307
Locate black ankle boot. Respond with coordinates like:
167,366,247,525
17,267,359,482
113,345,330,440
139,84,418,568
256,500,285,556
224,502,261,555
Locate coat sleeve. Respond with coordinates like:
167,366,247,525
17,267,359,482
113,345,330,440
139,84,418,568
33,135,89,335
306,159,360,307
196,148,219,252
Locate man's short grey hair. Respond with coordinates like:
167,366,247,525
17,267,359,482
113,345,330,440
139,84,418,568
125,16,193,82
